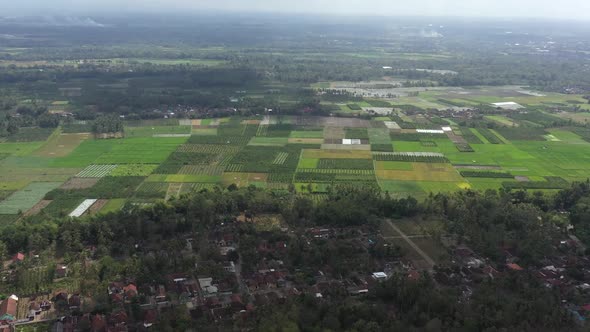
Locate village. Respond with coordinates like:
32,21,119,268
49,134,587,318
2,208,590,331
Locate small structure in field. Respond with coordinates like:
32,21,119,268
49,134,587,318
491,101,524,110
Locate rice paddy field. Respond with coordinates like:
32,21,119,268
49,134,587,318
1,107,590,223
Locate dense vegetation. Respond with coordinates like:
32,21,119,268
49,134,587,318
2,182,590,330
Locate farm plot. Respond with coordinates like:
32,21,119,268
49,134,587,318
33,133,90,157
273,152,289,165
290,130,324,139
345,128,369,139
59,177,99,189
288,138,324,144
229,145,303,173
69,199,98,217
375,161,414,171
0,141,46,156
317,158,374,169
262,124,294,137
222,172,269,187
47,176,145,200
155,152,219,174
323,127,345,140
460,128,483,144
378,180,424,197
494,127,547,141
371,144,394,152
248,137,289,146
375,163,464,182
485,115,518,127
368,128,392,144
109,164,158,176
373,152,449,163
178,165,224,176
76,164,118,177
124,125,191,137
191,128,218,136
49,139,115,167
147,174,222,183
476,128,505,144
303,149,372,159
136,182,169,199
0,164,77,190
22,199,52,217
295,168,376,183
0,182,62,214
187,135,250,145
93,137,187,164
99,199,127,214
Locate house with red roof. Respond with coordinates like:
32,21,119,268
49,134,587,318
12,253,24,264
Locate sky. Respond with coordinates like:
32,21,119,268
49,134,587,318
2,0,590,20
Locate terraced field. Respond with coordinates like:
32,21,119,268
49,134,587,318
1,115,590,221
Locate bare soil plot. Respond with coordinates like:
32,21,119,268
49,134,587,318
59,177,99,190
86,199,108,215
303,149,372,159
321,144,371,150
323,127,345,140
23,199,52,217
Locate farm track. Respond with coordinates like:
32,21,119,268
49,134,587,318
384,219,435,270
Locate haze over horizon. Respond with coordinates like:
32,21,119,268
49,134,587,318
1,0,590,21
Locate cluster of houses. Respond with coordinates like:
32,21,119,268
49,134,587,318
435,234,590,324
7,217,590,330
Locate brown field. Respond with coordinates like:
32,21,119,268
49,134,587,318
59,177,99,190
323,127,345,140
242,119,261,125
302,149,372,159
191,119,202,126
34,133,90,157
288,138,324,144
321,144,371,150
23,200,52,217
376,163,464,181
86,199,108,215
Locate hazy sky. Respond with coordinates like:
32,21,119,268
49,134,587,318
2,0,590,20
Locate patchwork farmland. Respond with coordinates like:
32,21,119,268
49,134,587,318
2,112,590,223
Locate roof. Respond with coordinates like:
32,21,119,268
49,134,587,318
506,263,524,271
491,101,524,109
91,314,106,331
0,295,18,318
12,253,24,262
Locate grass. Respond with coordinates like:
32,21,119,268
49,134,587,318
290,130,324,139
33,133,90,157
248,137,289,146
0,141,46,156
99,198,127,214
376,163,463,182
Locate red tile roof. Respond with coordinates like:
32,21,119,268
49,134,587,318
506,263,524,271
